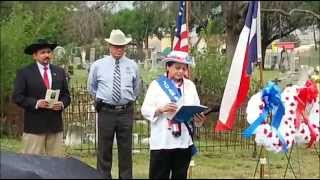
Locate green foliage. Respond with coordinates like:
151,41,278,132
0,2,69,109
105,9,145,43
1,3,34,102
192,50,230,105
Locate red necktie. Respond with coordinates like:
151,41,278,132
43,66,49,89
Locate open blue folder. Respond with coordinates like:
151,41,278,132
172,105,208,123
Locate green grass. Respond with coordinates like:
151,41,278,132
138,64,164,85
68,48,319,88
252,69,282,83
68,64,164,88
69,68,89,86
1,136,319,178
299,48,320,68
251,48,319,86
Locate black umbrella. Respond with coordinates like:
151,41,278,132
0,151,103,179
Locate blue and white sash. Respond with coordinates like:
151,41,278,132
156,75,181,102
156,75,198,156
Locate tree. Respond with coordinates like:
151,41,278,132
0,2,70,113
61,1,115,46
104,8,146,60
222,1,320,67
221,1,248,61
105,2,171,60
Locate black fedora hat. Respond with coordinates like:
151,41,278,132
24,38,58,55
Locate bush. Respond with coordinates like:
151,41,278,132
68,65,74,75
191,50,230,106
76,64,85,70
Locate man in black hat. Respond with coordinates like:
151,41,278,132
12,38,71,157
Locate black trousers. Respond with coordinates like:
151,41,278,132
149,146,192,179
97,104,133,179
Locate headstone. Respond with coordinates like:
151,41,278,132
81,49,86,65
73,57,81,65
65,122,82,146
89,48,95,63
141,137,149,145
144,59,150,69
53,46,66,65
151,52,157,69
133,133,138,145
54,46,65,59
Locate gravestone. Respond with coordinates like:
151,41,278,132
73,57,81,65
53,46,65,61
81,49,86,65
150,51,157,69
65,122,82,146
89,48,95,63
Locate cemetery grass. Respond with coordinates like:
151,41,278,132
69,65,164,86
69,48,319,87
71,64,280,87
69,68,89,86
1,136,319,179
299,48,320,68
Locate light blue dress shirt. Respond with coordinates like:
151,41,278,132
87,55,140,105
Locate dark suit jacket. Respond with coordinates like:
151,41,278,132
12,63,71,134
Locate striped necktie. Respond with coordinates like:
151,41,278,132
112,60,121,103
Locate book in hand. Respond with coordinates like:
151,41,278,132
45,89,60,108
171,105,208,123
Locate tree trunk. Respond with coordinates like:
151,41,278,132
170,26,175,50
136,42,145,62
261,42,268,69
313,21,318,50
225,30,240,62
144,36,149,58
222,1,247,62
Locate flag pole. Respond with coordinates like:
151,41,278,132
186,1,194,178
257,1,263,88
256,1,267,179
186,0,192,79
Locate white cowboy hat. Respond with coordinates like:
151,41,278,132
162,50,193,65
105,29,132,46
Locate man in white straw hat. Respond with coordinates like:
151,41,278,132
88,29,140,179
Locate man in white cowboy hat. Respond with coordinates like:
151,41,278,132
141,50,208,179
87,29,140,179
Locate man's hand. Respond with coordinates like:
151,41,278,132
193,112,208,127
51,101,64,111
36,99,49,109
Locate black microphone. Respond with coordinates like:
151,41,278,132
203,104,220,116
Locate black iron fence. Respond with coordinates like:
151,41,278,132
0,83,255,153
62,83,255,153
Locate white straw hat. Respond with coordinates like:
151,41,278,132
105,29,132,45
162,50,193,65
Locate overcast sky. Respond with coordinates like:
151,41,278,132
86,1,133,13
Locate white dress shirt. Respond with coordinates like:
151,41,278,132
37,62,52,89
35,62,53,109
141,78,200,150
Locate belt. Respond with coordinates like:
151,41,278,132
101,102,132,110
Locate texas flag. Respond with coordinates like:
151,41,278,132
215,1,262,132
173,0,189,53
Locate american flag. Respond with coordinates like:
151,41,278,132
215,1,262,132
172,0,189,53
